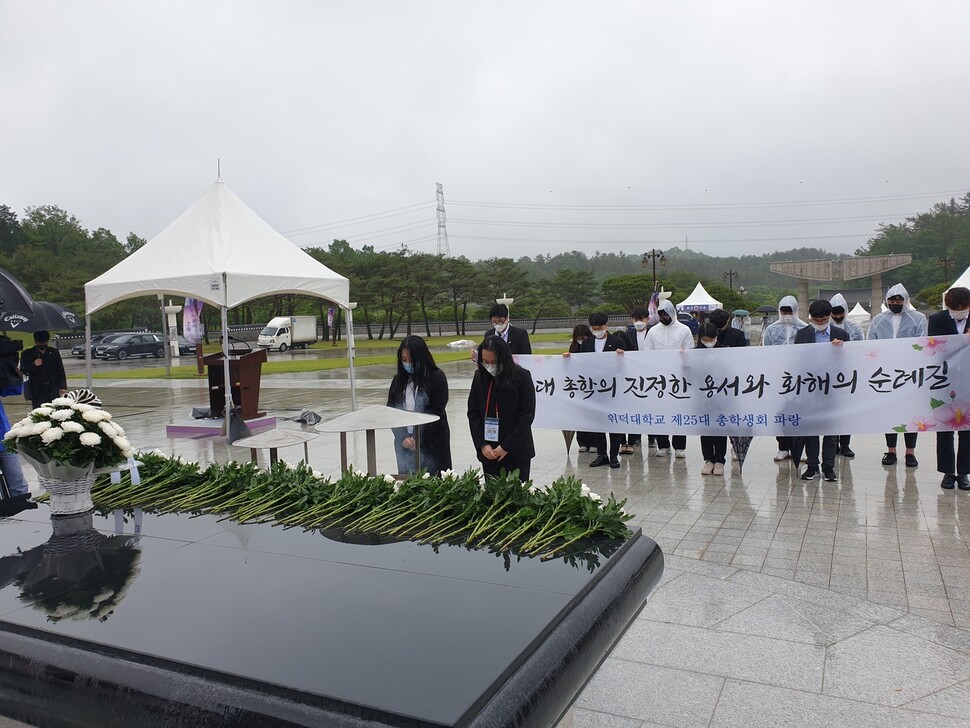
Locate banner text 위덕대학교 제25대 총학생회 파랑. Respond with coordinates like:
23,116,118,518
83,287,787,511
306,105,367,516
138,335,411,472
519,335,970,437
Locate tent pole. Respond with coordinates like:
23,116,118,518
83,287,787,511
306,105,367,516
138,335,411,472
221,275,233,440
158,294,170,378
84,315,92,389
346,303,358,411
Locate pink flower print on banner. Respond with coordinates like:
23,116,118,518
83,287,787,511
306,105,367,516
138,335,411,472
910,416,937,432
865,349,879,361
912,336,948,356
934,400,970,431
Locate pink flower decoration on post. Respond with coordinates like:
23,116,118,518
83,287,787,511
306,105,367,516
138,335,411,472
934,400,970,431
909,416,937,432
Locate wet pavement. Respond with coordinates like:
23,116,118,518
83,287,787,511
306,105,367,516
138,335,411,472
8,359,970,727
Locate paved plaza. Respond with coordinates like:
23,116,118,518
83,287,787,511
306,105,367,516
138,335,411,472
8,357,970,727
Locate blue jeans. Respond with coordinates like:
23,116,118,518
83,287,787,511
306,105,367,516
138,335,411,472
0,448,28,497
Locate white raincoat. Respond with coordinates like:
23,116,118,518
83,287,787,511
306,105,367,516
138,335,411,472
829,293,865,342
645,300,695,350
761,295,808,346
867,284,927,340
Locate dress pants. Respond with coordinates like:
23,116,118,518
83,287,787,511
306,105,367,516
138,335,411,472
886,432,918,449
594,432,622,459
700,436,727,464
655,435,686,451
776,436,792,453
793,435,837,470
937,431,970,475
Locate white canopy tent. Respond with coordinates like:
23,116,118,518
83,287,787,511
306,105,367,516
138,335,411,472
85,181,354,431
677,282,722,312
945,264,970,306
847,301,870,324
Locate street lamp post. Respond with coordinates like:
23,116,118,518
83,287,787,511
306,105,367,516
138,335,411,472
723,269,740,290
641,249,666,291
938,256,955,284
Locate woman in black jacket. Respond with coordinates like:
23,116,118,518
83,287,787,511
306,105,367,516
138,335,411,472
386,335,451,476
696,323,728,476
467,336,536,482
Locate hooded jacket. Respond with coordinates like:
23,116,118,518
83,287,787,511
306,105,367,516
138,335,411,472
828,293,865,342
645,300,695,350
761,295,808,346
867,284,927,340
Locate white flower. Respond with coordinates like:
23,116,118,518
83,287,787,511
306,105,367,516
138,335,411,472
61,421,85,433
40,427,65,444
79,432,102,447
71,403,95,412
586,491,602,503
580,483,591,495
312,469,324,478
393,481,402,493
383,474,395,484
3,430,16,440
30,407,53,417
50,397,74,407
32,421,52,435
113,423,126,436
98,421,119,437
422,472,431,480
439,468,456,479
49,408,76,421
112,436,132,452
82,410,109,423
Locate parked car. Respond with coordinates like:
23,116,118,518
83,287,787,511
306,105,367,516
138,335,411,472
94,333,165,360
175,336,196,355
71,333,111,358
678,312,701,336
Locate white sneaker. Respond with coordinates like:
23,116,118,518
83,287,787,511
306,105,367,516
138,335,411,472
774,450,790,462
655,448,670,457
701,461,714,475
674,450,686,459
713,462,724,476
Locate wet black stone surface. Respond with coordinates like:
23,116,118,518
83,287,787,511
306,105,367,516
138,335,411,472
0,505,662,727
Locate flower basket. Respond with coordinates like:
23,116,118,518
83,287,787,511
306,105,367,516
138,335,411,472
4,393,134,513
40,473,97,516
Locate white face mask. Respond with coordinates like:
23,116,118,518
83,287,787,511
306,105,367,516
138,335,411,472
779,314,795,324
592,328,607,339
812,323,828,333
493,321,509,334
483,363,499,377
633,321,647,331
948,309,969,322
701,340,716,348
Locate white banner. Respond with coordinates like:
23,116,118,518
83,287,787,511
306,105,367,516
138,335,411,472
518,334,970,436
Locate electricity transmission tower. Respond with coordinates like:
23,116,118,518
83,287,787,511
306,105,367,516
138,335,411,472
436,182,451,257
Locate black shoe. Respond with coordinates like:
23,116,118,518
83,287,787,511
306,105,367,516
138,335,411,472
823,469,838,482
589,455,610,467
841,447,855,459
801,467,820,480
905,454,919,468
942,474,957,489
958,475,970,491
609,458,621,469
881,452,897,466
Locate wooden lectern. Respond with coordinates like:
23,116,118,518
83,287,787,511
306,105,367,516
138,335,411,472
203,349,268,419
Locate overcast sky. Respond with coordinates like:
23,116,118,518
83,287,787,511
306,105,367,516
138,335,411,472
2,1,968,261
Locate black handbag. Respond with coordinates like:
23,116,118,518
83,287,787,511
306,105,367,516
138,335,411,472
22,378,31,403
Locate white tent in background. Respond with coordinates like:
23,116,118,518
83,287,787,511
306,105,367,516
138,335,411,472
847,302,870,324
85,180,354,430
945,264,970,306
677,282,722,312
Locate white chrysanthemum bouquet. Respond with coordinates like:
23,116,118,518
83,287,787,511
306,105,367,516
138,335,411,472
4,396,134,480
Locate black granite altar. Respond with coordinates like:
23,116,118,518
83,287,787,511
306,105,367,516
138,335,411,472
0,504,663,727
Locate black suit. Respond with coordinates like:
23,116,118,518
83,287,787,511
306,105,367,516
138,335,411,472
483,325,531,355
929,311,970,475
717,327,748,348
791,325,851,472
467,365,536,482
577,333,626,459
387,369,452,476
19,345,67,408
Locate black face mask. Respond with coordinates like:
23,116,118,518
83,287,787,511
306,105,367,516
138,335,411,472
831,315,844,323
888,303,904,314
659,314,672,326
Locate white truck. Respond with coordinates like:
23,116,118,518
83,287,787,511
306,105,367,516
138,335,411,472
257,316,317,352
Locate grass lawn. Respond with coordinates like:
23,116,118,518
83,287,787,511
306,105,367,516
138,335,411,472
87,332,572,380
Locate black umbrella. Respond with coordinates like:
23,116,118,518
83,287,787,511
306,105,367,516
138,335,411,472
0,267,35,316
0,301,81,332
756,305,776,314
